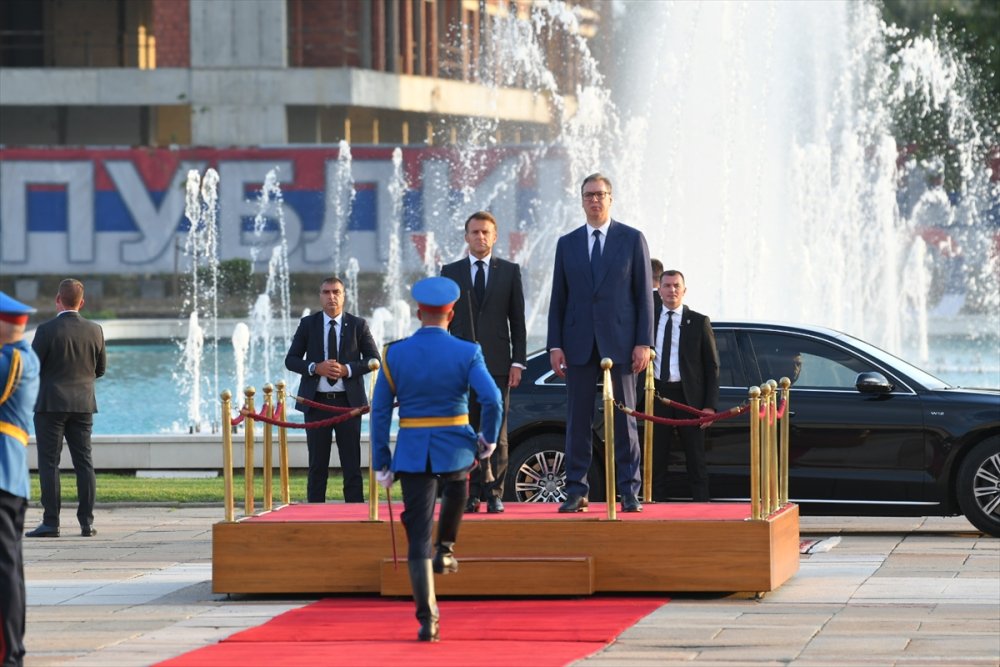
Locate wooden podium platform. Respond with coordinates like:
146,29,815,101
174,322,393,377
213,501,799,596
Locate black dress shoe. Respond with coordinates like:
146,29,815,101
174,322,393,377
464,498,481,513
81,525,97,537
558,495,589,513
26,524,60,538
621,493,643,513
486,497,505,514
432,549,458,574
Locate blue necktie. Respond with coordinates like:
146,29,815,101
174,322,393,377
590,229,601,281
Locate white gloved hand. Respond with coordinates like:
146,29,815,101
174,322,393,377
477,433,497,460
376,468,394,489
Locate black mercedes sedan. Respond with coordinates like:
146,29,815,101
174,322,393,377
503,322,1000,537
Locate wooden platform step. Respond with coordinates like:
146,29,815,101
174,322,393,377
380,556,594,596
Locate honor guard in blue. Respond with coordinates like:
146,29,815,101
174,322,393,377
370,276,502,642
0,292,40,667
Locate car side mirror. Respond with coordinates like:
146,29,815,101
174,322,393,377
856,371,893,394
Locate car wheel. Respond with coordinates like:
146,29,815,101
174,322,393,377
956,436,1000,537
504,434,607,503
506,434,568,503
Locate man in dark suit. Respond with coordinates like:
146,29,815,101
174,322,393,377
27,279,106,538
547,173,653,513
651,257,663,312
285,276,380,503
440,211,527,514
651,270,720,502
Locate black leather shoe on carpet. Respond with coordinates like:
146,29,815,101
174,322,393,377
621,493,643,513
26,524,60,538
558,495,589,513
486,497,505,513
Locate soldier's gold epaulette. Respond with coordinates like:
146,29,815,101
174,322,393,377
380,341,402,395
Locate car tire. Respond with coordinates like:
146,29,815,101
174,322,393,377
505,434,606,503
956,436,1000,538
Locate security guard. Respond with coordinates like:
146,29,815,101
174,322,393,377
0,292,40,667
371,276,502,643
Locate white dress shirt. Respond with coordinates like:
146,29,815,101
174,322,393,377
319,313,348,392
654,306,682,382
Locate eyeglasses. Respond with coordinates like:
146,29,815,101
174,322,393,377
582,191,610,201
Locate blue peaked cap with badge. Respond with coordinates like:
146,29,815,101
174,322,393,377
412,276,460,312
0,291,35,325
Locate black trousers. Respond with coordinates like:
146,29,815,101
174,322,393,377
467,375,510,500
304,393,363,503
651,381,710,502
33,412,96,528
0,489,26,667
399,470,467,560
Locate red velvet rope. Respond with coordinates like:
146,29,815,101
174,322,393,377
623,403,749,427
291,394,361,413
229,402,268,427
241,405,370,429
653,395,713,416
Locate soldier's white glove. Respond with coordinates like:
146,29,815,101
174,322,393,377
477,433,496,460
376,468,394,489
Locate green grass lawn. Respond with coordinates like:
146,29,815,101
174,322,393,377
29,472,370,504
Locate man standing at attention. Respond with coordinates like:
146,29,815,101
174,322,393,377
651,270,719,502
27,279,105,539
547,173,653,513
371,276,501,642
441,211,527,514
0,292,40,666
285,277,380,503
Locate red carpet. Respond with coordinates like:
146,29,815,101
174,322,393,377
156,596,668,667
247,501,750,522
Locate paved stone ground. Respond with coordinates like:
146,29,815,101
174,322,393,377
21,506,1000,666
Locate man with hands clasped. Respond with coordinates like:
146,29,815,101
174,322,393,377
370,276,502,643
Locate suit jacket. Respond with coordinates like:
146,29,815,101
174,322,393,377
31,311,106,413
547,219,653,366
441,255,527,376
284,310,380,412
654,304,720,410
371,327,502,474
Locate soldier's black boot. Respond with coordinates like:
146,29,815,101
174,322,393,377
408,559,440,642
433,483,466,574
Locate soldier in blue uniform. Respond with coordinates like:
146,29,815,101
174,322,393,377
0,292,40,667
371,276,502,643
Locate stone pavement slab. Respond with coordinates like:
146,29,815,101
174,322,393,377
20,506,1000,666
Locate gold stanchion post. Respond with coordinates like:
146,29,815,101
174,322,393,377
767,379,779,514
601,358,617,521
748,385,761,520
262,384,274,512
244,386,256,517
367,358,381,521
779,377,791,506
221,390,234,522
277,380,290,505
642,350,655,503
759,383,773,516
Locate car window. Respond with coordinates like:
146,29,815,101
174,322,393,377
748,332,880,389
714,330,746,387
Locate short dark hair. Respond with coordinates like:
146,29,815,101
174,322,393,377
320,277,345,290
464,211,497,232
660,269,685,285
651,258,664,275
58,278,84,309
581,173,612,196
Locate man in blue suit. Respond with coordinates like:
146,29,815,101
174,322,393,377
547,173,653,513
371,276,501,643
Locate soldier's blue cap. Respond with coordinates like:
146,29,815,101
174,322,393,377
0,291,35,324
412,276,460,312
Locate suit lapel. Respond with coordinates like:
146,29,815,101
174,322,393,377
339,314,351,358
482,258,502,306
